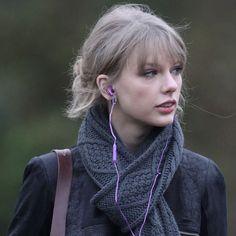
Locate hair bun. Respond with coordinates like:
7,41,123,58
73,57,83,78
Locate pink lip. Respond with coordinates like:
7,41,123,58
157,100,176,107
155,100,177,114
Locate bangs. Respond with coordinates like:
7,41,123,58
128,28,187,69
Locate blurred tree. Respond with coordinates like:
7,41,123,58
0,0,235,235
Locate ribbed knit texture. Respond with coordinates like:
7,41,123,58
77,105,184,235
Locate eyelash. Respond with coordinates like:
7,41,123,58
171,66,183,76
143,69,158,78
143,66,183,78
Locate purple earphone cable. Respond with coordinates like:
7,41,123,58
108,97,136,235
108,96,117,163
108,97,170,236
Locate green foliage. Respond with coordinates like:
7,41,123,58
0,0,235,235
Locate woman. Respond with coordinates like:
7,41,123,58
8,4,227,236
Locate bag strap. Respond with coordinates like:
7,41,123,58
50,149,72,236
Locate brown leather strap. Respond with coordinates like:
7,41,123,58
50,149,72,236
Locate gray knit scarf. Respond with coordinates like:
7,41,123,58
77,105,184,235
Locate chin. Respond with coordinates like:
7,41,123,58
153,115,175,127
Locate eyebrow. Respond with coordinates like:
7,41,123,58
143,61,183,68
142,62,159,68
144,62,158,67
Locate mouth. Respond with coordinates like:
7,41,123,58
155,100,177,114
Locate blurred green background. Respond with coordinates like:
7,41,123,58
0,0,235,235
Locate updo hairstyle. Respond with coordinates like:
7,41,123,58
67,4,187,118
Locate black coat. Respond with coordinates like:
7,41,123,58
7,147,227,236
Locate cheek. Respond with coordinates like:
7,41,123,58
177,78,182,93
118,86,150,113
135,89,147,98
176,79,183,102
130,87,153,106
118,81,146,101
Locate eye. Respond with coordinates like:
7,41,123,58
143,69,158,78
171,65,183,76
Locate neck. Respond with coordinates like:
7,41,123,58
111,110,152,152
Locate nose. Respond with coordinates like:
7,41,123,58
161,72,178,94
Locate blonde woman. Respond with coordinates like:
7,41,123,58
8,4,227,236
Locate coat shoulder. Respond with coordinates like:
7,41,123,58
182,148,210,168
181,148,225,183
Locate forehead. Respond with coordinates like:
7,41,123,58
129,33,185,68
126,44,181,70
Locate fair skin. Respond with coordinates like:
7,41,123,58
97,50,183,151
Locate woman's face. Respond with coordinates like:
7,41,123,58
113,51,183,128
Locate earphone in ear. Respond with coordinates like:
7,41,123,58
107,85,117,104
107,85,115,97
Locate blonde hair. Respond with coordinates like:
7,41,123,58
67,4,187,119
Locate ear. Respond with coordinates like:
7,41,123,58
96,74,112,101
